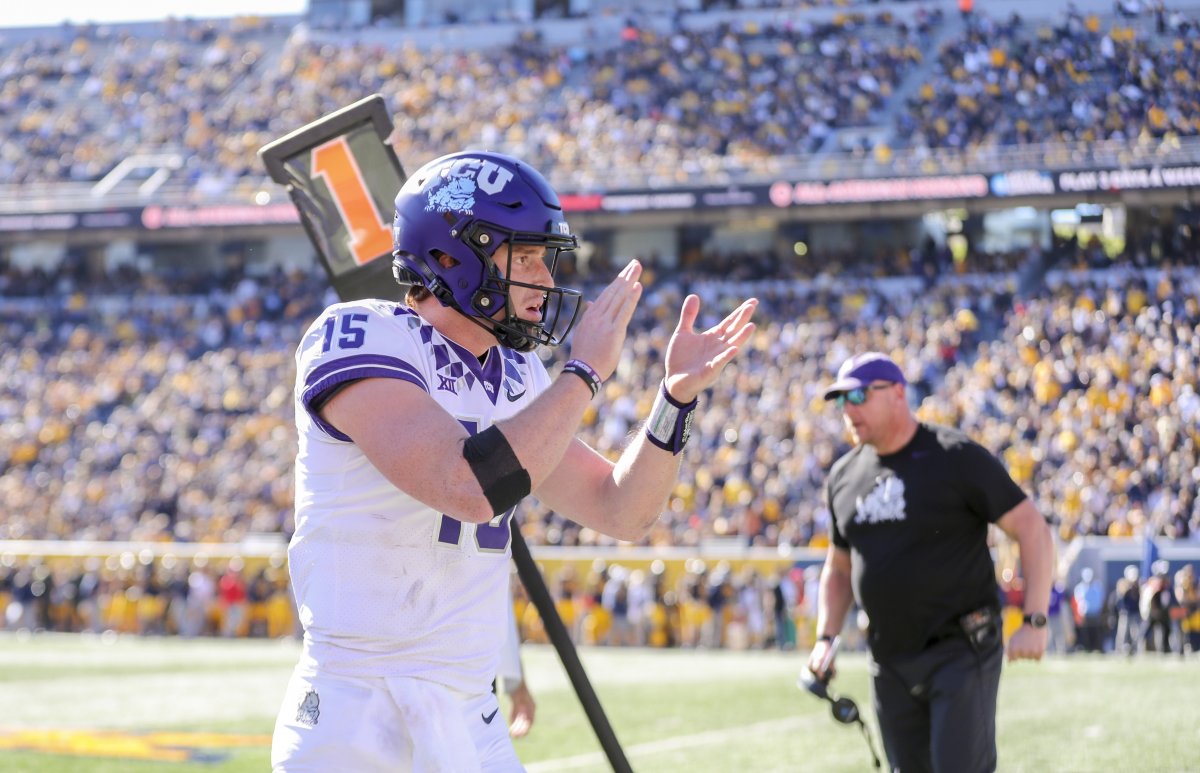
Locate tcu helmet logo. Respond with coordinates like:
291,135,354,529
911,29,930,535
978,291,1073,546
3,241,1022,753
425,158,514,214
427,176,475,213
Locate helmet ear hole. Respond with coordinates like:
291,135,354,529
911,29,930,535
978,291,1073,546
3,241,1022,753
432,250,460,269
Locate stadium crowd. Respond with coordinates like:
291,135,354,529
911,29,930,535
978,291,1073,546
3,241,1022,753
5,3,1196,192
511,553,1200,656
0,239,1198,651
1,239,1197,546
0,552,296,639
0,11,932,190
896,6,1200,167
359,0,910,28
0,18,290,188
3,542,1197,658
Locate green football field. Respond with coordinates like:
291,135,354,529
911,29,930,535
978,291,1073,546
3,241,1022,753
0,633,1195,772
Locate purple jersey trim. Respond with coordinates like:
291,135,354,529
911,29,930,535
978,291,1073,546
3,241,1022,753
441,335,506,401
302,355,428,441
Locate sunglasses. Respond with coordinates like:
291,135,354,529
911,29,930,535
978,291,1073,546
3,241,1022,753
834,383,894,408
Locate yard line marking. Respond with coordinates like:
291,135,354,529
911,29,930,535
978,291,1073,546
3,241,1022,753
526,715,824,771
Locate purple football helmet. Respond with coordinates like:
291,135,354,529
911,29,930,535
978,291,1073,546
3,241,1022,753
391,151,583,352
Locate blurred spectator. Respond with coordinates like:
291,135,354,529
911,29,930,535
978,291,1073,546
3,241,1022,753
1073,567,1105,652
770,568,798,650
1140,560,1178,653
1176,565,1200,653
1046,576,1070,655
218,559,248,637
184,559,216,637
1111,564,1143,655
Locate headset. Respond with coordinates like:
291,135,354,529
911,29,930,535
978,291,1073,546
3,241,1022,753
797,646,882,769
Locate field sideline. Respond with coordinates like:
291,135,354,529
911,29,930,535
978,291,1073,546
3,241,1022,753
0,633,1196,772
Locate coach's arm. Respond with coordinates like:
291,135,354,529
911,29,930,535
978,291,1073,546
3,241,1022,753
806,545,853,680
997,498,1054,661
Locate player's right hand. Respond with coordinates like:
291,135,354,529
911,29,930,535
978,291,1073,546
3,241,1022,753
567,259,643,381
506,680,536,739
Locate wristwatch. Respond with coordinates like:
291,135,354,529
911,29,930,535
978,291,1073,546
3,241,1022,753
1023,612,1048,629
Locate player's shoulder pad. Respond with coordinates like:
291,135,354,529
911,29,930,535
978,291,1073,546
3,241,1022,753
320,297,403,320
296,300,434,421
301,299,406,338
296,299,424,368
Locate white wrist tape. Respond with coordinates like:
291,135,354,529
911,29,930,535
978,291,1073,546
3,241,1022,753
644,382,697,455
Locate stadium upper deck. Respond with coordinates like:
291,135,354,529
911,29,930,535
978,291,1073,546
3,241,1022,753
1,0,1197,213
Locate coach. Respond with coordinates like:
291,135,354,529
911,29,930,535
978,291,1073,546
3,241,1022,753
807,352,1053,773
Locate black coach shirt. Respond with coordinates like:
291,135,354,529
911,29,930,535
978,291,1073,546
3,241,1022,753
827,422,1027,661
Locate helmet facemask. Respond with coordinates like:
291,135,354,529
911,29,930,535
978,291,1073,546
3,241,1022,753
465,221,583,352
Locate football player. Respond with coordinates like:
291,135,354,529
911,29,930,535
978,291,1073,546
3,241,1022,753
271,150,757,772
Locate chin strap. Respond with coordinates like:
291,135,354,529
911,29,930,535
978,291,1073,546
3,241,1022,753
447,299,539,352
492,318,539,352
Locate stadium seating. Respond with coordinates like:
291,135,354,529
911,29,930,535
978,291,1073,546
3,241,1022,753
3,4,1196,194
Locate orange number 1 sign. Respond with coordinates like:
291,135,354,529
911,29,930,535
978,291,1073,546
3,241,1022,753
311,138,393,266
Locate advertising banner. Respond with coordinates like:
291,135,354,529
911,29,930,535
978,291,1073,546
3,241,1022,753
4,165,1197,235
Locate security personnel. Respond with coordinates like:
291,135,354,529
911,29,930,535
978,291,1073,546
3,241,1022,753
806,352,1053,773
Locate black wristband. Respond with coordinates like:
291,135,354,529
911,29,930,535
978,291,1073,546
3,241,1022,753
561,358,602,398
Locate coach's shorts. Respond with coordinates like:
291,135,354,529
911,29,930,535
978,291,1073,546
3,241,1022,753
271,666,523,772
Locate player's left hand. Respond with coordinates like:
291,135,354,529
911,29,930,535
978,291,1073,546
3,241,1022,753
663,295,758,403
507,680,536,739
1006,625,1048,662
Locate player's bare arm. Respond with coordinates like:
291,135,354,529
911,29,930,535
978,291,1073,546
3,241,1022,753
996,498,1055,661
534,294,757,541
318,260,644,524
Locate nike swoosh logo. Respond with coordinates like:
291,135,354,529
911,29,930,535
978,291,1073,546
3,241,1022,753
482,708,500,724
505,389,526,402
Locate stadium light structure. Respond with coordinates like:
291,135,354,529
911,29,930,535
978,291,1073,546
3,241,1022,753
258,94,634,773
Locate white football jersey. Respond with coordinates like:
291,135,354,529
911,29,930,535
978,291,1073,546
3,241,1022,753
289,300,550,694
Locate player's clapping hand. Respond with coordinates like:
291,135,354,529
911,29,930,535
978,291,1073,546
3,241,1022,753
664,295,758,402
567,259,644,382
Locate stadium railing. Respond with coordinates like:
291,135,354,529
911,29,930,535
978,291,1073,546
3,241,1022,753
2,136,1197,214
0,539,825,602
